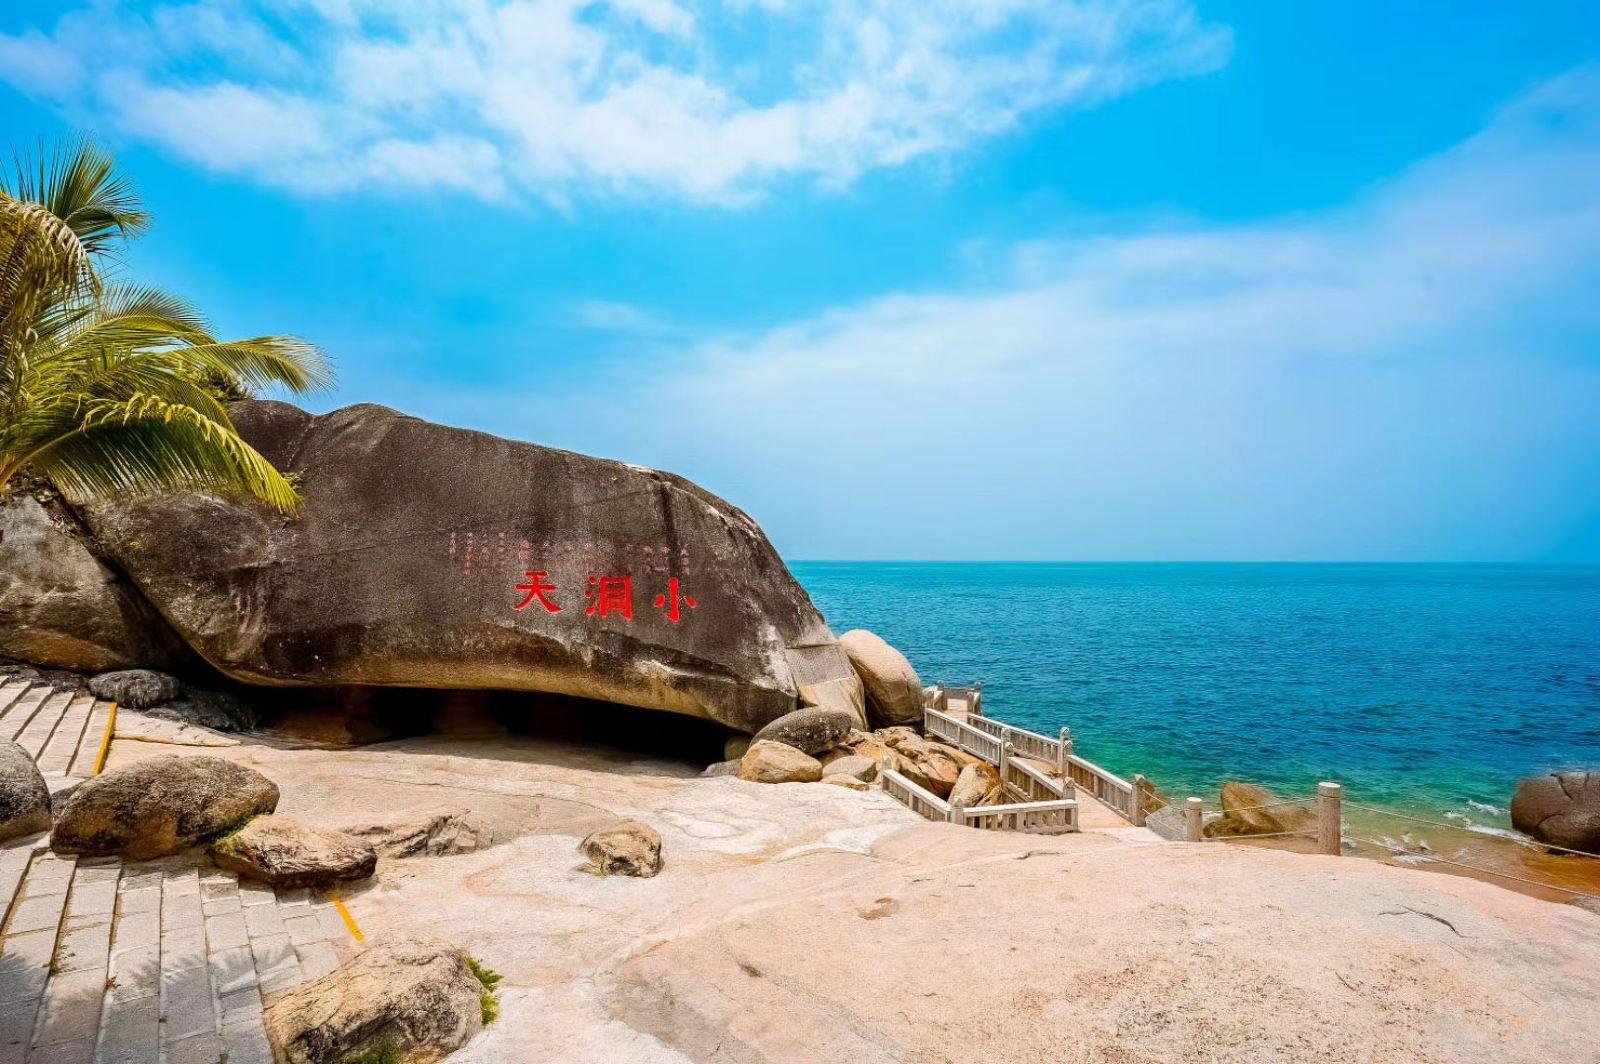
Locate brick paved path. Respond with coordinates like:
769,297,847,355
0,681,354,1064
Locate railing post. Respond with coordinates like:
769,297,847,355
1318,781,1343,855
1056,727,1070,775
1185,797,1203,842
1131,774,1149,827
948,795,968,827
999,739,1013,780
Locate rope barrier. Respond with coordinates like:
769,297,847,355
1343,801,1600,860
1209,798,1317,815
1209,830,1316,842
1354,836,1600,902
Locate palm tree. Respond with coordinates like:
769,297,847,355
0,139,330,511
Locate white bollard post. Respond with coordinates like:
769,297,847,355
1057,727,1071,775
1132,774,1149,827
1318,781,1343,855
949,795,968,827
999,739,1013,782
1186,797,1204,842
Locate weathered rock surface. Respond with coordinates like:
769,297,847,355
752,705,855,754
579,820,663,877
88,668,179,708
1203,781,1313,839
0,738,51,842
62,401,854,733
822,755,878,783
0,492,186,672
822,774,870,791
701,759,741,778
839,629,923,726
145,687,256,732
889,734,964,798
115,709,240,748
949,762,1000,808
211,815,378,887
738,740,823,784
1512,771,1600,854
341,810,491,859
50,754,278,859
264,938,484,1064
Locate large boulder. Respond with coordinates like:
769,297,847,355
579,820,663,877
51,755,278,859
738,740,824,784
0,491,187,672
0,738,51,842
88,669,179,709
68,401,855,734
264,938,484,1064
1203,782,1313,839
211,815,378,887
839,629,923,727
752,705,856,754
1512,771,1600,854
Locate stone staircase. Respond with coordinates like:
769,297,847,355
1,681,357,1064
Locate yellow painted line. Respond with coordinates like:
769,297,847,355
328,890,365,942
91,702,118,776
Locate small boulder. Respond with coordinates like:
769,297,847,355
738,740,823,784
1512,771,1600,854
51,755,278,859
1203,782,1312,839
949,762,1000,808
839,630,923,727
264,937,484,1064
211,815,377,888
341,811,488,859
822,755,879,783
0,738,51,842
87,669,179,709
822,775,870,792
752,705,855,755
579,820,663,877
701,759,742,778
723,734,752,761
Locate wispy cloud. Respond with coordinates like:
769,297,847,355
527,68,1600,560
0,0,1230,204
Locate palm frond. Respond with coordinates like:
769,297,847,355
24,395,300,510
5,138,148,258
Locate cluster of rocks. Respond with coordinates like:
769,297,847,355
711,632,1015,811
697,626,987,799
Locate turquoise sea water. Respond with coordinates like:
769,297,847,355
792,563,1600,829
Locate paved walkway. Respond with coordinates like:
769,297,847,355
0,681,354,1064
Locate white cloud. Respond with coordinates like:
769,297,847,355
0,0,1230,203
516,67,1600,560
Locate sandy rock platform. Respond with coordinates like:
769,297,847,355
103,733,1600,1063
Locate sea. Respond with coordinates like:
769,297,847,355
793,562,1600,897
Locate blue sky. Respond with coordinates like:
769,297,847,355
2,1,1598,561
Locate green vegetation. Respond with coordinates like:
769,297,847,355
336,1044,402,1064
0,138,330,508
468,956,503,1026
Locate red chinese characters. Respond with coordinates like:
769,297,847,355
512,567,697,623
652,577,698,623
513,571,562,614
585,576,634,619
